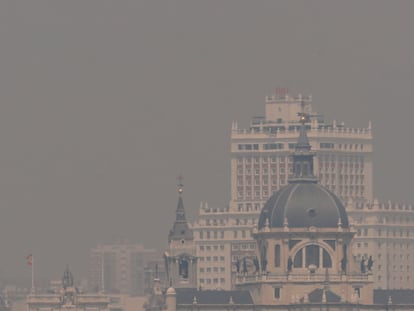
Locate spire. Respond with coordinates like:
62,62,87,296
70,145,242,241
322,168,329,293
175,176,186,222
168,175,193,242
62,265,74,289
289,101,318,184
296,123,311,152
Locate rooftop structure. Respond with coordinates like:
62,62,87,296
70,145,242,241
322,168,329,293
27,267,110,311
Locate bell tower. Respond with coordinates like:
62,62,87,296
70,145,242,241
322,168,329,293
164,177,197,288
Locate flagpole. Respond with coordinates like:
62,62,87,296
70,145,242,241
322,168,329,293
101,253,105,293
31,255,34,293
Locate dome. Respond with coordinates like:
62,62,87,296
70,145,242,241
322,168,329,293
258,182,349,230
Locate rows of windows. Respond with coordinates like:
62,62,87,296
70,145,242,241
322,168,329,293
379,216,414,224
320,142,334,149
198,256,225,262
232,243,256,250
263,143,284,150
199,245,225,251
198,231,225,239
377,253,411,261
237,188,281,200
199,267,225,273
232,230,252,239
204,218,226,226
236,143,365,152
237,203,262,211
237,177,284,186
197,230,253,240
200,278,222,286
237,155,366,164
234,218,256,225
236,156,285,164
238,144,259,150
375,228,414,237
377,264,410,272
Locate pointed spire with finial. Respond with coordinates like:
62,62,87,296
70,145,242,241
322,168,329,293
289,100,318,183
168,175,193,242
175,174,186,221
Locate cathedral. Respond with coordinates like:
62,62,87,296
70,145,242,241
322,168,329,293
144,114,414,311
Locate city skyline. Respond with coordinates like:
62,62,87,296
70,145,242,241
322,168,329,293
1,0,414,283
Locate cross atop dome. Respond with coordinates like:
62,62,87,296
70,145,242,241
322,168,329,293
177,175,184,195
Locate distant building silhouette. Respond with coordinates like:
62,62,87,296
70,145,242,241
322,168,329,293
88,241,158,295
27,266,109,311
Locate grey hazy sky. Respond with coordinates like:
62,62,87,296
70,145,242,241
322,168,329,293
1,0,414,282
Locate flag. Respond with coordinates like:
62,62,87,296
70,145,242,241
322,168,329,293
26,254,32,266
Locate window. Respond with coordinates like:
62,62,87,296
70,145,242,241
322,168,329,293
274,245,281,267
263,143,284,150
320,142,334,149
274,287,280,299
294,249,303,268
306,245,320,267
322,249,332,268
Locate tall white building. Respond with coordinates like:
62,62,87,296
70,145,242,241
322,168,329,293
230,93,373,209
192,92,373,290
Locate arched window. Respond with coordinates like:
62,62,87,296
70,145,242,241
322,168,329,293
293,249,302,268
306,245,319,267
179,258,189,279
293,245,332,269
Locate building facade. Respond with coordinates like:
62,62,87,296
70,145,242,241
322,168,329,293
88,242,158,295
348,200,414,289
192,92,373,290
